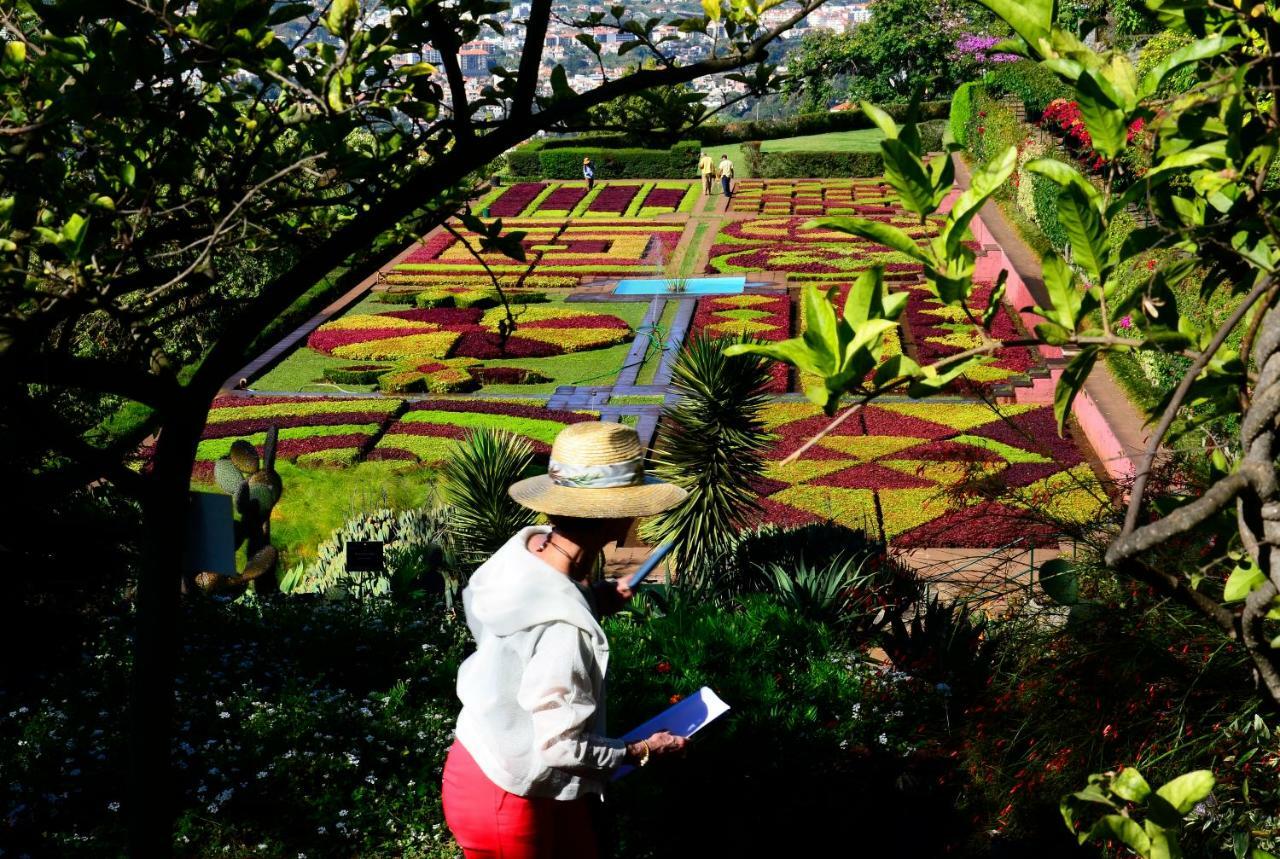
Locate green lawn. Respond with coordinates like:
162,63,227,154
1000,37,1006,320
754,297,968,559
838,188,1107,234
268,460,443,568
709,128,887,179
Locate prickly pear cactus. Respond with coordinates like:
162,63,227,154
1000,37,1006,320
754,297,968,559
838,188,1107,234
202,424,284,596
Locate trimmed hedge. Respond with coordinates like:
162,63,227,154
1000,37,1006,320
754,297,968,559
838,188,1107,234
750,147,883,179
694,100,950,145
506,141,700,180
951,83,975,148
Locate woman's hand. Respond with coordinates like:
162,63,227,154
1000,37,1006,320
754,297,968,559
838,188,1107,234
591,578,634,617
625,731,688,765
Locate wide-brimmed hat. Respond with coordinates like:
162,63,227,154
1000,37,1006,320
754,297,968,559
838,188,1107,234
508,422,687,518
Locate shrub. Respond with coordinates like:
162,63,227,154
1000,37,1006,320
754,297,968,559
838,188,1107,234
982,59,1071,118
694,100,950,145
754,149,883,178
1031,169,1068,251
503,147,540,177
951,82,974,148
530,141,700,179
440,429,538,568
1136,30,1198,98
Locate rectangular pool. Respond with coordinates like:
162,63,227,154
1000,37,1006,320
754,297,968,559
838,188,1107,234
613,276,746,296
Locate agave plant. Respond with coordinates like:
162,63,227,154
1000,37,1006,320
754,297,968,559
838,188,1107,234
442,428,537,569
641,334,773,588
764,552,913,635
884,594,998,696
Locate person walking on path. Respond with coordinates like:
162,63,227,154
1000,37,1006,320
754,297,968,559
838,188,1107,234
698,151,715,195
441,421,690,859
718,153,735,199
582,156,595,191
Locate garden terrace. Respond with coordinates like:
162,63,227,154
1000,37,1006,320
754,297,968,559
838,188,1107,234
369,399,599,465
192,396,406,477
388,218,685,286
474,180,699,218
754,401,1105,547
727,178,905,216
253,293,651,396
689,293,792,393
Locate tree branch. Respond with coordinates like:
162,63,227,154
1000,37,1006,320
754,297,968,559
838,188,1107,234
513,0,552,117
1121,274,1275,536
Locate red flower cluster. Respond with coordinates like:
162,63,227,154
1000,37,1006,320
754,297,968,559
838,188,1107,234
540,186,587,211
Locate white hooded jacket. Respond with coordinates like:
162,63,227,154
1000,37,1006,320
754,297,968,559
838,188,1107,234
454,526,626,799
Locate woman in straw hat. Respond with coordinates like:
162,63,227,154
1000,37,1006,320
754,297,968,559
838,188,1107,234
442,421,689,858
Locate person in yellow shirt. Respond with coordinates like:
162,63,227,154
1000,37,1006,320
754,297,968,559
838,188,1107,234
698,151,715,195
718,154,735,199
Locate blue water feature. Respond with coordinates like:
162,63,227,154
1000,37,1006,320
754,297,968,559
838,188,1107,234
612,276,746,296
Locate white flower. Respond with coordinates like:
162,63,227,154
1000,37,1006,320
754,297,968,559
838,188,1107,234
339,809,349,817
877,733,888,745
219,711,231,720
107,802,120,812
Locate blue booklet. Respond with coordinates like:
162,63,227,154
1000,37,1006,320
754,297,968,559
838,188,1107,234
612,687,730,780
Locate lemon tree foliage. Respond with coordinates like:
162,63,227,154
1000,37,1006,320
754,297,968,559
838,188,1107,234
732,0,1280,735
0,0,827,851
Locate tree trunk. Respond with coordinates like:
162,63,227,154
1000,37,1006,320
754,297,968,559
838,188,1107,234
126,400,204,857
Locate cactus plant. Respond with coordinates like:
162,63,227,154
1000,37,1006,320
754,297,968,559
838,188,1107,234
196,425,284,596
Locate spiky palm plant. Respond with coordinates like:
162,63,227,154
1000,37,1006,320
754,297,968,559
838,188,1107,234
642,334,773,589
442,429,537,569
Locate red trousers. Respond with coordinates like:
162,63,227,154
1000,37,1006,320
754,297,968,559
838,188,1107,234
442,739,599,859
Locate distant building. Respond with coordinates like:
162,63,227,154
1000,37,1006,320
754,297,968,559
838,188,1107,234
459,42,495,77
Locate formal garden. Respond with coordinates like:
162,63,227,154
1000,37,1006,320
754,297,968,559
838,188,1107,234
7,0,1280,857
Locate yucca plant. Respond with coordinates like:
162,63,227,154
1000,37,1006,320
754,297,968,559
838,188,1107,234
884,594,999,697
642,334,773,589
442,428,538,569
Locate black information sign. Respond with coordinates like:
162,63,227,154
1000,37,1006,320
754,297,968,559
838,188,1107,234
346,540,385,573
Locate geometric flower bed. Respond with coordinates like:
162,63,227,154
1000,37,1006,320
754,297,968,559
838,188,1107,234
194,396,406,474
307,305,633,364
728,178,904,216
391,219,684,284
705,216,936,279
368,399,599,465
754,401,1106,547
690,293,792,393
900,280,1047,393
479,181,698,218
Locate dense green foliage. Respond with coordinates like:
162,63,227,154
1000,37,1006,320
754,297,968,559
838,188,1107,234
982,58,1073,117
950,82,975,147
694,100,950,145
782,0,996,108
744,144,883,178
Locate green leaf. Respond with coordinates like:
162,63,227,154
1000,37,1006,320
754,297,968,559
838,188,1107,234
815,217,927,263
881,139,935,218
549,65,574,100
1155,771,1215,815
1112,768,1153,803
1075,70,1127,158
1025,158,1103,209
1039,559,1080,605
1089,815,1151,854
701,0,721,21
324,0,359,36
1145,819,1182,859
268,2,314,24
973,0,1052,48
945,146,1016,256
1223,557,1266,603
4,40,26,64
120,162,137,187
1039,253,1080,332
983,271,1008,330
1058,185,1109,284
1139,35,1243,99
1054,347,1098,436
860,101,900,140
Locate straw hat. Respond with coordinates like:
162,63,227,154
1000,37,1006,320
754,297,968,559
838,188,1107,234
508,422,686,518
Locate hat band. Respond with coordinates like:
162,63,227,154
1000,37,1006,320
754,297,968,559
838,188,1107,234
548,456,644,489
